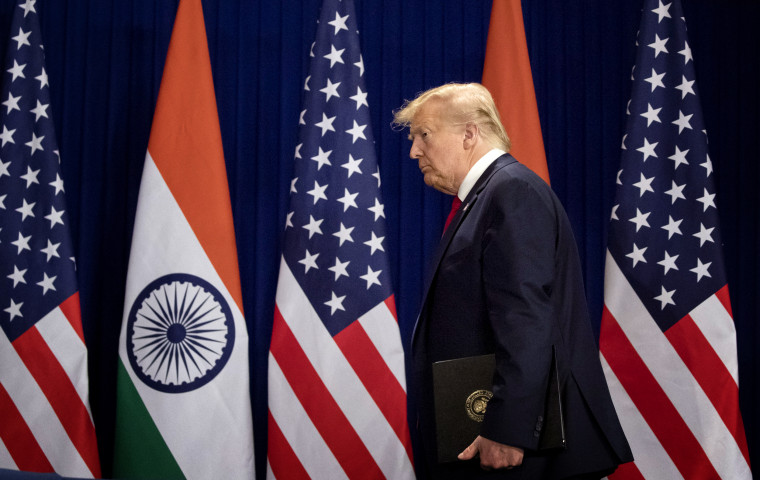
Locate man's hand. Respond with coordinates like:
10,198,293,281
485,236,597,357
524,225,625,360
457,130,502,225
457,435,524,470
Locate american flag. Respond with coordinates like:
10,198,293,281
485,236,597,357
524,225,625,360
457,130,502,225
600,0,751,478
0,0,100,477
266,0,414,478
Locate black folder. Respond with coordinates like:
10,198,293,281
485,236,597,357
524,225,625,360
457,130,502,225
431,347,566,463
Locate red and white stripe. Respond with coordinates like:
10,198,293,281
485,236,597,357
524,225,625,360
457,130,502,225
0,293,100,478
267,258,414,480
600,252,750,479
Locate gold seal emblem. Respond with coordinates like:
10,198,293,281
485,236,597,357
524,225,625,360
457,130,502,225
465,389,493,422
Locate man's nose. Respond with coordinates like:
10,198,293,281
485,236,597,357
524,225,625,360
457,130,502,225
409,139,422,159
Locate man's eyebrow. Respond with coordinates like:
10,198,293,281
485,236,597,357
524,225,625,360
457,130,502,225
407,126,419,140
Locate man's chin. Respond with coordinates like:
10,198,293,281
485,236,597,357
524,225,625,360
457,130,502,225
424,178,455,195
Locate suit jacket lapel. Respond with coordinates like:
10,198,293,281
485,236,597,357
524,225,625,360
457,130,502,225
411,154,518,350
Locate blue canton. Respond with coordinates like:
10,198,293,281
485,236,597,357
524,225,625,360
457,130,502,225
282,0,392,336
608,0,726,331
0,0,77,341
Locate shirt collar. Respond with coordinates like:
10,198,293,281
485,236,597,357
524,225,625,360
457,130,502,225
457,148,506,201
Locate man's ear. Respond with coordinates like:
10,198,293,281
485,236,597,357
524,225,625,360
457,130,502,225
462,122,479,149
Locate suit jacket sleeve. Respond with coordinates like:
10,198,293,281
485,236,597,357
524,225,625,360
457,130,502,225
478,171,559,450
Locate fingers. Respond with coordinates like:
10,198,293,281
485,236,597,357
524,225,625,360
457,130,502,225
475,436,525,470
457,437,480,460
480,453,520,470
457,436,525,470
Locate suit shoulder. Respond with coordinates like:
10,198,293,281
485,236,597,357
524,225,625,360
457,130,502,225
493,157,550,190
488,159,556,205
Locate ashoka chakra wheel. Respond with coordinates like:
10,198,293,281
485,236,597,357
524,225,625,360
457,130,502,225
126,273,235,393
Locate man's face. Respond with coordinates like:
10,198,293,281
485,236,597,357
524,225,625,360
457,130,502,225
408,101,466,195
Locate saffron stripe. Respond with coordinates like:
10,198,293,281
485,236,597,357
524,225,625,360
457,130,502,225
13,327,101,477
600,307,718,479
267,411,310,480
0,381,53,472
271,307,384,479
665,314,751,464
146,0,246,312
334,320,414,463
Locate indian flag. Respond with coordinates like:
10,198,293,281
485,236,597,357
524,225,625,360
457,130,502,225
113,0,255,478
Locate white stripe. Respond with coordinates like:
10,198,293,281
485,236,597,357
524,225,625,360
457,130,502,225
604,251,751,479
358,300,407,390
690,295,740,385
600,354,682,479
36,307,94,418
119,154,254,479
0,436,18,470
265,460,276,480
276,258,415,480
0,327,90,477
268,354,347,480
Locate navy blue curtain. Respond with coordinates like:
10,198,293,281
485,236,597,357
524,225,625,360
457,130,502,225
0,0,756,477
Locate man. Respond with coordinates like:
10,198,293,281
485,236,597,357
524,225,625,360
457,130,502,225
393,83,633,479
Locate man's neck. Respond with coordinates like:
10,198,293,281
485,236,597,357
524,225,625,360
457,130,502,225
457,148,506,201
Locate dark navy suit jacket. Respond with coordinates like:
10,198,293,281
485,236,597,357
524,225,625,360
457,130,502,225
411,154,633,479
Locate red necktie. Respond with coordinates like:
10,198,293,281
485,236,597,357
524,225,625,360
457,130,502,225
443,196,462,233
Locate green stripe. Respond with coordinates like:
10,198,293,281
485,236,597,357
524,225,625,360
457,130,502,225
113,359,185,479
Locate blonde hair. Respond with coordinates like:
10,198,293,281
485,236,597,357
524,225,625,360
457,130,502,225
392,83,511,152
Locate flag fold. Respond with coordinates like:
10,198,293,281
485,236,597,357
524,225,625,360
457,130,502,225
266,0,414,478
600,1,750,478
0,1,100,477
113,0,254,478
